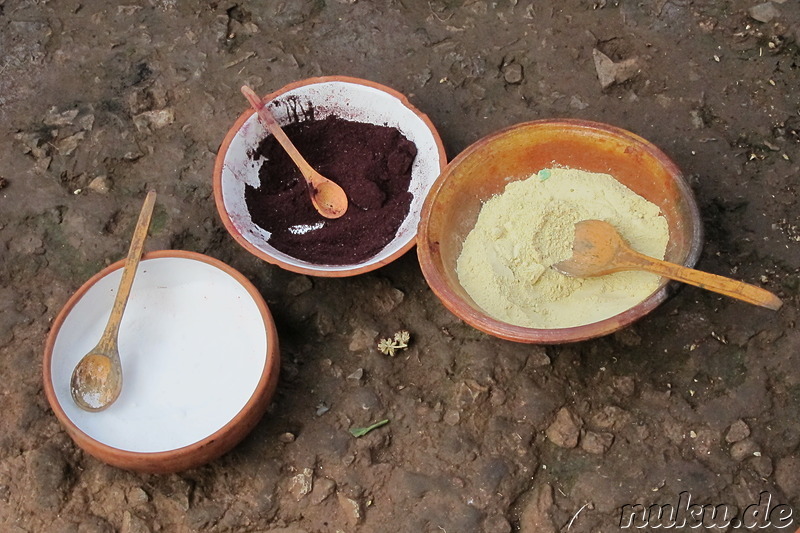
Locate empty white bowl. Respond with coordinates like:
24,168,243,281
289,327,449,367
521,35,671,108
213,76,447,276
43,251,280,473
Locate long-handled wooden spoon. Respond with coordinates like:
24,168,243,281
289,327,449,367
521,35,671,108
241,85,348,219
70,190,157,411
553,219,783,310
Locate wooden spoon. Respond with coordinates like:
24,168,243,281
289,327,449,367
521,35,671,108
553,219,783,310
241,85,348,219
70,190,157,411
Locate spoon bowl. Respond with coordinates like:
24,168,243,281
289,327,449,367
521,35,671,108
554,219,783,310
241,85,348,219
70,190,156,411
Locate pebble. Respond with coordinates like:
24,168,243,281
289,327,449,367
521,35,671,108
347,368,364,382
502,63,524,84
121,511,151,533
750,455,773,478
748,2,780,23
591,405,630,430
309,477,336,505
443,409,461,426
126,487,150,505
580,430,614,454
348,326,378,352
87,176,110,194
725,419,750,443
289,468,314,500
132,108,175,132
279,432,296,443
518,484,556,533
336,493,363,525
546,407,582,448
592,48,640,89
730,438,759,461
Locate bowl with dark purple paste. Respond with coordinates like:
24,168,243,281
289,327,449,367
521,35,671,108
213,76,447,276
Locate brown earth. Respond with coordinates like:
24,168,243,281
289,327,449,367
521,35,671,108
1,1,799,532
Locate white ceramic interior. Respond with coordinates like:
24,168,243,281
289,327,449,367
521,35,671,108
48,255,269,453
217,79,444,273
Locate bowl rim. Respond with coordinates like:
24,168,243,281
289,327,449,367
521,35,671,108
417,118,703,344
212,75,448,277
42,249,280,472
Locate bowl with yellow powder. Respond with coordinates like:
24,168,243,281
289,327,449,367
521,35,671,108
417,119,702,343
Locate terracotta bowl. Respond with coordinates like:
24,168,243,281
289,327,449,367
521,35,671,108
213,75,447,277
43,251,280,473
417,119,703,344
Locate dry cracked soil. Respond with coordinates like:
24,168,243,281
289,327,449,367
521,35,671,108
1,1,800,532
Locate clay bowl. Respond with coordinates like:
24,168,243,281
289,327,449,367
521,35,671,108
43,251,280,473
418,119,703,344
213,75,447,277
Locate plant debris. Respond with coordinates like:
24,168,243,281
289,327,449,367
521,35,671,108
377,330,411,356
349,419,390,438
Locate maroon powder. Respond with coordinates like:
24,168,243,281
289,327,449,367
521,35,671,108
245,115,417,265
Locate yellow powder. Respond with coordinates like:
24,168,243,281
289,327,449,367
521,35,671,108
456,167,669,329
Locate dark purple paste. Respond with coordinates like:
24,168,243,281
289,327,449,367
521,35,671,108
245,115,417,265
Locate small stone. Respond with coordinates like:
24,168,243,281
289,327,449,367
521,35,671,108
546,407,582,448
126,487,150,505
580,431,614,454
444,409,461,426
55,132,85,156
373,288,404,315
591,405,630,430
569,95,589,110
309,477,336,505
347,368,364,382
502,63,524,84
518,484,556,533
750,455,773,478
133,108,175,132
279,432,296,443
0,177,7,190
337,493,363,525
121,511,150,533
593,48,640,89
349,327,378,352
725,420,751,443
730,438,759,462
286,275,313,296
748,2,780,23
289,468,314,500
87,176,111,194
43,107,80,126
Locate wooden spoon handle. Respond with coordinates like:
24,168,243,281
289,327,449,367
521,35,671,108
627,251,783,310
98,190,157,349
240,86,316,184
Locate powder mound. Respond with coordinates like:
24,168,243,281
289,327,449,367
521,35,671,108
245,115,417,265
456,167,669,329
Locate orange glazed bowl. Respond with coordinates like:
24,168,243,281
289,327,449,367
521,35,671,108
43,251,280,473
417,119,702,344
213,76,446,277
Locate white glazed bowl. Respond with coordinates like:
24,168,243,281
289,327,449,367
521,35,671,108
213,76,447,277
43,251,280,473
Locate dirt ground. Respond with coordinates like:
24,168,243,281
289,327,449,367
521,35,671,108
2,0,800,531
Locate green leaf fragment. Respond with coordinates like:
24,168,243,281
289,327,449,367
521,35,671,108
349,419,390,438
